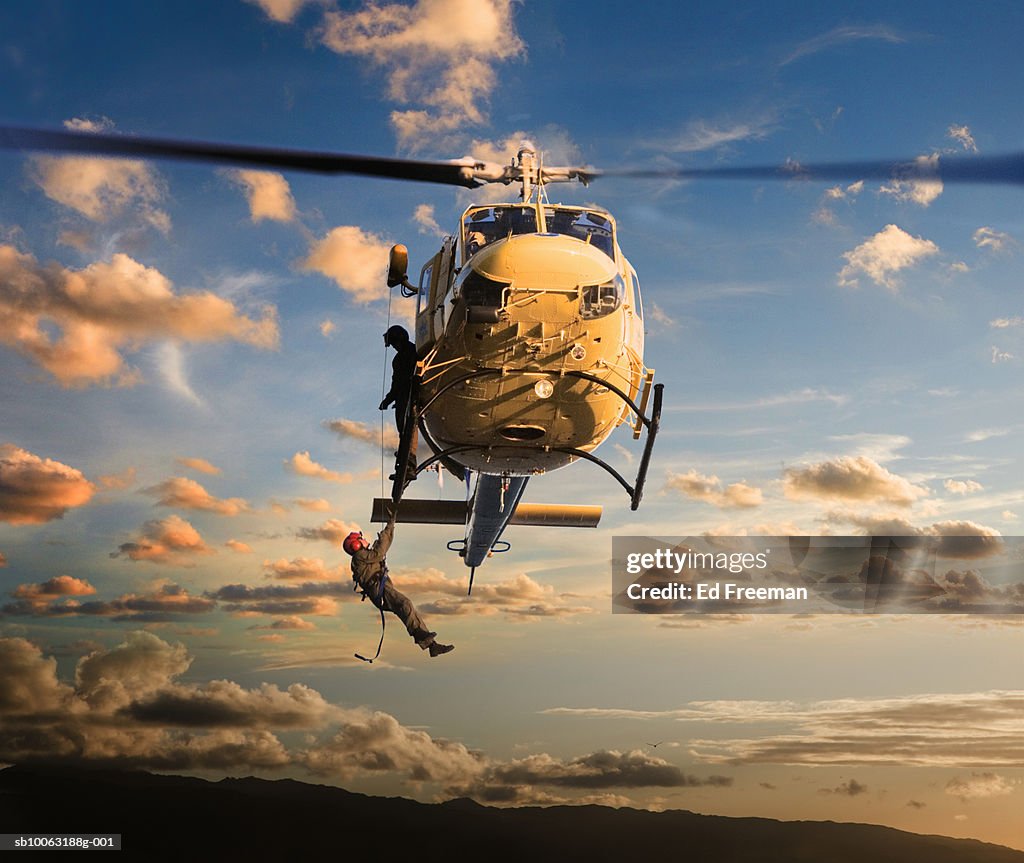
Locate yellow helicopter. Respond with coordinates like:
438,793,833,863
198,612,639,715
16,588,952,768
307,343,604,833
0,125,1013,586
375,144,663,585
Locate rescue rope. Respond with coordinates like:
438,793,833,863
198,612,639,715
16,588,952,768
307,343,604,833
380,289,394,501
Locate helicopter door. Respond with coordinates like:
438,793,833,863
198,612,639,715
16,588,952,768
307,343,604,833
415,257,438,351
432,236,456,340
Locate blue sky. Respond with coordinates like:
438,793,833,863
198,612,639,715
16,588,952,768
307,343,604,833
1,0,1023,850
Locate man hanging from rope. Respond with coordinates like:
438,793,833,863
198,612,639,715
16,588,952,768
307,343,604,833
344,510,454,659
379,325,418,487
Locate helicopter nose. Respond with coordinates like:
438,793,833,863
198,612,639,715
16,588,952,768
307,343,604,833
470,233,615,289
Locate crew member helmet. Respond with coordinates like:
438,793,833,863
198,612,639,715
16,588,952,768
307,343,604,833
342,531,365,555
383,325,409,347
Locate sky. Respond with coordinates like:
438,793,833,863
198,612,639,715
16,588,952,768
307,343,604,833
1,0,1023,851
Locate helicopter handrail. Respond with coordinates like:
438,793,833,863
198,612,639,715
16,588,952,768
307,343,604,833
409,368,664,510
633,369,656,440
417,353,469,388
410,389,663,510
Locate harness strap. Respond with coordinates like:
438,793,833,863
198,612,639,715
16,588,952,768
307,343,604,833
354,564,390,664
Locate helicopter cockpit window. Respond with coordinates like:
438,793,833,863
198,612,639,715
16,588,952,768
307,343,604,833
456,267,509,310
417,262,434,316
463,206,538,258
545,208,616,260
580,273,625,320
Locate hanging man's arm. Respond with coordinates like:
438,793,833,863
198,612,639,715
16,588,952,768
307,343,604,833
371,508,398,556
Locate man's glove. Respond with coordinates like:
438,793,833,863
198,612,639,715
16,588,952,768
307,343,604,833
379,397,393,410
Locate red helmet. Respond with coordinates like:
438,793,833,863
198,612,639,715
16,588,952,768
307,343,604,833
342,531,365,555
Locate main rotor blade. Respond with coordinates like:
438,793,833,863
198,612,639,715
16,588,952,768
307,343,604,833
0,125,486,187
593,152,1024,186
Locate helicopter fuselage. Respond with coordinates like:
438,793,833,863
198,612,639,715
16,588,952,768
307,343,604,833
414,202,646,477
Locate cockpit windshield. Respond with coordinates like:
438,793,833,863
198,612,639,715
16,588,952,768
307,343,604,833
544,207,615,260
461,205,617,262
463,206,537,257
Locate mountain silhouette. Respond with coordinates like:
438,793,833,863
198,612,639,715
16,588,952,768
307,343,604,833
1,764,1020,862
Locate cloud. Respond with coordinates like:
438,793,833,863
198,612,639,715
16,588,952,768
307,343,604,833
224,170,297,223
154,341,202,404
176,456,221,475
468,749,731,791
293,498,331,512
112,515,214,565
647,303,674,327
295,518,361,546
316,0,525,148
0,444,95,524
0,246,278,387
929,524,999,565
286,452,358,484
948,125,978,152
142,477,250,516
944,479,983,495
813,181,864,225
12,575,96,598
3,582,216,620
208,574,351,615
10,576,96,611
930,567,1023,609
974,226,1014,253
3,633,709,796
402,568,593,619
319,319,336,337
990,316,1024,329
262,557,345,581
0,632,324,769
413,204,445,237
325,418,399,451
991,346,1014,364
825,181,865,200
965,427,1009,443
781,24,907,66
0,551,6,567
827,513,1004,560
304,708,485,783
246,0,310,23
302,227,392,302
783,456,928,506
820,778,868,797
945,772,1015,801
652,116,775,154
545,691,1024,768
225,539,254,554
838,224,939,289
29,119,169,231
97,466,137,490
124,678,340,729
878,154,943,206
0,637,75,714
672,387,847,412
827,432,910,464
256,616,316,631
664,470,763,509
